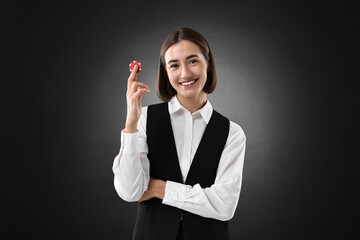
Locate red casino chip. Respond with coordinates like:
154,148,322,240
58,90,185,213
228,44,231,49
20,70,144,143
129,60,142,73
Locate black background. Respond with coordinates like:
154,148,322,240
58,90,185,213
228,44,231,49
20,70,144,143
4,0,358,239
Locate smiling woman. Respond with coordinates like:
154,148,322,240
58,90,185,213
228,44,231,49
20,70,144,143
112,27,246,240
162,40,209,113
157,28,217,106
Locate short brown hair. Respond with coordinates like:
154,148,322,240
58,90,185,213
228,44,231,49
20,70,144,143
156,27,217,102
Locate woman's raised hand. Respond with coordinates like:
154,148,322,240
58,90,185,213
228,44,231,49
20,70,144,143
125,64,150,133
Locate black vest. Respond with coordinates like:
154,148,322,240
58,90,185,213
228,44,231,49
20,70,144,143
132,102,230,240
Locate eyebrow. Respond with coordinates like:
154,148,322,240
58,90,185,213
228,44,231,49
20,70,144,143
167,54,199,65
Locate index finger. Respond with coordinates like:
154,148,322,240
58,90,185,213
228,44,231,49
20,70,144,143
129,65,138,82
127,65,138,91
130,65,139,82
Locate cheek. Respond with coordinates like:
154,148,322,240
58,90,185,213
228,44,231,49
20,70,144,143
167,72,178,82
167,74,178,87
199,68,208,81
197,64,208,77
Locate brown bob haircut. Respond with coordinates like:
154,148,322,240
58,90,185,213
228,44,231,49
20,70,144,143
156,27,217,102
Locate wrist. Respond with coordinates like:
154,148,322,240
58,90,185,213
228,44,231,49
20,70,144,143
156,180,166,199
125,122,138,133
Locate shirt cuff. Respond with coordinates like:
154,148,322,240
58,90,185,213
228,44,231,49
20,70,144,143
162,180,188,206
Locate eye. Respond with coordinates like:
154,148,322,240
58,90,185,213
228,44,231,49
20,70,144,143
170,64,178,69
190,59,198,64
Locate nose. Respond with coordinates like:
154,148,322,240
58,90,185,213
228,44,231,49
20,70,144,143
180,65,192,79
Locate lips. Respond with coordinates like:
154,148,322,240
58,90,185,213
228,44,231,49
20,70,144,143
180,78,198,85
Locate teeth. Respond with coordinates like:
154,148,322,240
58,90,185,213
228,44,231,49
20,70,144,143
181,80,196,86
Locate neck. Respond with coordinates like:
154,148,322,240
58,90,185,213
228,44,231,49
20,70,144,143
176,93,207,114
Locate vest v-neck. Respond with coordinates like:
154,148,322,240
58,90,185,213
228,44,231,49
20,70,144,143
146,102,230,188
165,103,215,184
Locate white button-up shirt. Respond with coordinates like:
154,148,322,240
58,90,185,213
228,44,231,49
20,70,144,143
112,95,246,221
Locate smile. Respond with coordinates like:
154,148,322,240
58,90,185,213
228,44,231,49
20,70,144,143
180,78,198,86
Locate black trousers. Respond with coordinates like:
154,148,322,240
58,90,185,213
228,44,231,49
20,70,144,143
175,220,184,240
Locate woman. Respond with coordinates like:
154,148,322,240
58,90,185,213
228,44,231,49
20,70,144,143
113,27,246,240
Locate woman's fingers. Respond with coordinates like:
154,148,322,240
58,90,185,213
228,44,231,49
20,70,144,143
127,65,150,96
130,64,138,82
128,82,150,96
132,87,150,101
127,65,138,94
138,190,152,202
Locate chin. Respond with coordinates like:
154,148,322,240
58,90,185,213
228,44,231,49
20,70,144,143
177,91,202,99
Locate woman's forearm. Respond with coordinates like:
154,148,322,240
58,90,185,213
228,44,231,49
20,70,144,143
113,128,150,202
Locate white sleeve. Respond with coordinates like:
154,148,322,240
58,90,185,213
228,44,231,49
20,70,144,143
162,121,246,221
112,107,150,202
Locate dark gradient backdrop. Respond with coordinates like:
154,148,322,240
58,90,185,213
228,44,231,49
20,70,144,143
4,1,357,239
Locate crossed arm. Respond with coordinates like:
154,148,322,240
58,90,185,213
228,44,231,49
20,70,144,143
113,104,246,221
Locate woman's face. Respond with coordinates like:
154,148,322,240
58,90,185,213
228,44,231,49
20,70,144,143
164,40,209,101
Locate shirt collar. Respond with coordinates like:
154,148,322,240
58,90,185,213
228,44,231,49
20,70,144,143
168,95,213,124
